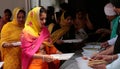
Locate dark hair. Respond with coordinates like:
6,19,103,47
47,6,54,14
56,12,62,20
60,2,68,11
110,0,120,8
18,9,26,16
4,9,12,17
73,9,87,19
40,6,47,14
64,11,72,19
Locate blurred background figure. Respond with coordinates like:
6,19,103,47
49,11,76,53
46,6,56,26
0,8,26,69
0,9,12,32
96,3,118,39
99,3,119,49
73,9,93,39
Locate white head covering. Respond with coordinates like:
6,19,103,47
104,3,116,16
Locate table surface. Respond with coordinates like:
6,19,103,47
59,50,83,69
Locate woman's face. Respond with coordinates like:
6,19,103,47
76,12,82,19
39,12,47,27
17,12,25,26
4,12,11,21
64,16,72,24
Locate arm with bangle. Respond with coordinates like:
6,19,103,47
2,41,21,48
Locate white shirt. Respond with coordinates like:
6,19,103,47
106,54,120,69
107,35,118,45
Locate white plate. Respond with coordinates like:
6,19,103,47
75,57,93,69
11,42,21,46
50,53,74,60
0,62,4,68
83,43,101,49
63,39,83,43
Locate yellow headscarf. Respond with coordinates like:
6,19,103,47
0,7,25,60
59,11,70,27
0,7,24,44
12,7,24,26
51,12,70,43
23,7,53,46
23,7,41,37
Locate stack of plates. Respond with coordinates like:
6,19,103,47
50,53,75,60
75,57,92,69
0,62,4,68
63,39,83,43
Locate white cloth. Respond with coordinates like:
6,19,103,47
75,57,93,69
11,42,21,46
106,54,120,69
104,3,116,16
108,35,118,45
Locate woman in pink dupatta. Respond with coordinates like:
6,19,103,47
21,6,61,69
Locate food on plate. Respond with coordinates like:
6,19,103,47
88,59,107,67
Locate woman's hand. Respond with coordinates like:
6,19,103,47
100,41,109,48
43,55,58,62
2,42,13,48
92,55,118,64
56,50,62,54
96,28,110,34
56,40,64,45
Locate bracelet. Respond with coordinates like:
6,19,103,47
2,42,6,48
42,55,44,62
2,43,7,48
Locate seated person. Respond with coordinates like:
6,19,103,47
0,9,12,32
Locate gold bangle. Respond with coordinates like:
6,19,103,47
42,55,44,62
2,43,6,48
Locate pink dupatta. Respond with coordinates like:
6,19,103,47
21,27,50,69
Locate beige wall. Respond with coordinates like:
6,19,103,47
0,0,25,17
0,0,68,17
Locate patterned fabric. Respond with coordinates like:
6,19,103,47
0,8,23,69
24,7,41,37
50,12,70,43
21,7,60,69
48,23,55,34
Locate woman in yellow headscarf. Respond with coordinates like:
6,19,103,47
21,6,61,69
0,8,26,69
48,11,76,53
